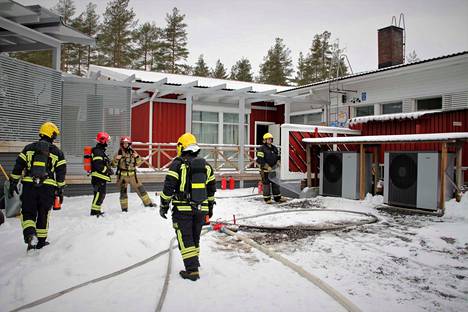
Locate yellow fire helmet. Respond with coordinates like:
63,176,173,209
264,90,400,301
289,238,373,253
263,132,273,140
176,133,200,156
39,121,60,139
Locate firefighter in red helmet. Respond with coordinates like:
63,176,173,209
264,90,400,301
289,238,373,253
90,132,113,217
112,136,153,212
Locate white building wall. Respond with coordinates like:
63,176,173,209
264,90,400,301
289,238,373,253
289,55,468,123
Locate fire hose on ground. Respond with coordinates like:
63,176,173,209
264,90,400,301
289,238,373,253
9,208,377,312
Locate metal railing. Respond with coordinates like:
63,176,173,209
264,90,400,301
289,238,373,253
131,142,268,172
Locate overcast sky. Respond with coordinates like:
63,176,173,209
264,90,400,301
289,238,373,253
19,0,468,75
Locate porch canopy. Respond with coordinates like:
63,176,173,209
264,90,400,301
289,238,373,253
88,65,326,174
302,132,468,210
0,0,95,69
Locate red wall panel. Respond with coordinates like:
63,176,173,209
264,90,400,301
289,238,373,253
131,103,149,143
350,109,468,180
152,101,186,143
249,103,284,145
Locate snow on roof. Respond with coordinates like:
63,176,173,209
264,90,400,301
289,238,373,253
89,65,292,93
349,110,442,125
281,123,361,135
302,132,468,144
279,51,468,94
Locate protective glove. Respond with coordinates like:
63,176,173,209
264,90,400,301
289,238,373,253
264,164,272,172
8,179,19,198
56,186,64,204
107,167,114,176
208,201,215,218
159,205,169,219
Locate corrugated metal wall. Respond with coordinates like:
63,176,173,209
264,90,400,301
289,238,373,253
153,101,186,143
0,55,61,142
351,109,468,180
62,78,131,174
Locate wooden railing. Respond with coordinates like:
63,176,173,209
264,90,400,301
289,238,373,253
131,142,268,172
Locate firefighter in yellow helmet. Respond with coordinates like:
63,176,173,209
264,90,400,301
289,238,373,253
256,133,286,204
8,122,67,251
159,133,216,281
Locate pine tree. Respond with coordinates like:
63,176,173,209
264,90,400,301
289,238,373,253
297,31,348,85
293,52,308,85
211,59,228,79
69,16,86,75
52,0,76,72
133,22,162,70
163,7,189,73
257,38,293,86
79,3,100,70
193,54,210,77
11,51,52,68
230,58,253,82
98,0,137,68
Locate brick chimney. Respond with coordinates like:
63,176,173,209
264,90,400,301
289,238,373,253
378,25,404,68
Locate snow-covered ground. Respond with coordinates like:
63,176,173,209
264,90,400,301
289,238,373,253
1,189,467,312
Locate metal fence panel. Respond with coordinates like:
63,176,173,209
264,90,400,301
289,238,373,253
62,78,131,174
0,55,61,142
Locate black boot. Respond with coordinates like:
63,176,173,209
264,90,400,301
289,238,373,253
36,238,50,249
145,203,154,207
26,234,38,251
179,270,199,281
122,208,128,212
90,210,105,217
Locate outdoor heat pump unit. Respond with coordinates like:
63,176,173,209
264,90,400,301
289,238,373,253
384,152,455,211
319,151,372,200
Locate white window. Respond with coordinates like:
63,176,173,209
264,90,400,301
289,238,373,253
355,105,374,117
290,112,322,125
192,111,218,144
382,102,402,114
417,97,442,111
192,111,248,145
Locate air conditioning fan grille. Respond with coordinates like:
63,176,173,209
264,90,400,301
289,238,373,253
389,153,418,207
324,154,342,183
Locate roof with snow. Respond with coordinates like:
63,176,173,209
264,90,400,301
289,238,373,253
348,110,443,125
303,132,468,144
279,51,468,94
88,65,291,93
88,65,309,105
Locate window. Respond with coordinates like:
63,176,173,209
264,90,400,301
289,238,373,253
290,113,322,125
192,111,248,145
382,102,402,114
355,106,374,117
192,111,218,144
223,113,249,145
417,97,442,111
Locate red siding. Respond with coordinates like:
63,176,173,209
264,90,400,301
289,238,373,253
249,103,284,145
153,101,186,143
350,109,468,180
131,103,149,143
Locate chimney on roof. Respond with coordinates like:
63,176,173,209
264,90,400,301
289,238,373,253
378,25,404,68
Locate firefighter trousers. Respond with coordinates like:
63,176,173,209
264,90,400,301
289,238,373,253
172,210,206,272
117,175,152,209
260,169,281,202
91,178,107,213
20,183,54,243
